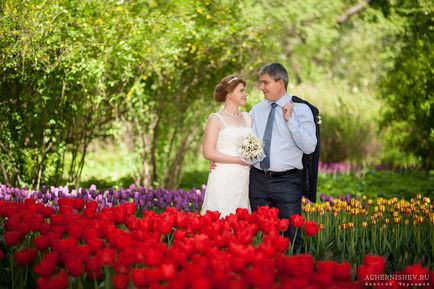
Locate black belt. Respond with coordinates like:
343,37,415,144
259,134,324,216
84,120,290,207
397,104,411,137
252,166,300,177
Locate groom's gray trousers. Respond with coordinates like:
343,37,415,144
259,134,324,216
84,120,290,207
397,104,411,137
249,167,304,252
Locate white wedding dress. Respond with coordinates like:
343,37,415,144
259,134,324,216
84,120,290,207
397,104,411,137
201,112,252,218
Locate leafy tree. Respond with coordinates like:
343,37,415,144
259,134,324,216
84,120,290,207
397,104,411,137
0,0,266,188
111,1,266,188
378,0,433,170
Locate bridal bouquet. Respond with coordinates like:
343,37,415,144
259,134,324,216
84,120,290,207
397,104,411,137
238,133,265,164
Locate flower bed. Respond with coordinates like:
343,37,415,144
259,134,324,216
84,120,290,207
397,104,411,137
0,184,433,288
304,193,433,272
0,184,205,213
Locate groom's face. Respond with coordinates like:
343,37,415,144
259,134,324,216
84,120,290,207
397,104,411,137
259,74,285,102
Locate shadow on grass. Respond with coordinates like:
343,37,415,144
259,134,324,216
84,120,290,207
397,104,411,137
79,170,208,191
179,170,208,190
80,175,135,190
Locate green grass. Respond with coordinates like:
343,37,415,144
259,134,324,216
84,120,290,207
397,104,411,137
317,169,434,199
79,141,135,189
179,163,434,200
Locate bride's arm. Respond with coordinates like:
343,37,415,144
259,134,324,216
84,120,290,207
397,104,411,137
203,116,245,165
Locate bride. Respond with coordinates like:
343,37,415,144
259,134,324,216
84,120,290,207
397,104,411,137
201,75,252,218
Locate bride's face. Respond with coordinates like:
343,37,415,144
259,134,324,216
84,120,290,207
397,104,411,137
227,83,247,106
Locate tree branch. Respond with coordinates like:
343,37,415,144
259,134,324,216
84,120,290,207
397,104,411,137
337,0,371,24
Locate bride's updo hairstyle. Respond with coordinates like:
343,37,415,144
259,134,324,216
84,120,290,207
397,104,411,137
214,75,246,103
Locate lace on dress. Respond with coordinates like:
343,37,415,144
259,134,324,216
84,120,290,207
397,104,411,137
209,112,251,129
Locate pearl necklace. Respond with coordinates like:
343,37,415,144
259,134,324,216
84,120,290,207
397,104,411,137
221,109,242,118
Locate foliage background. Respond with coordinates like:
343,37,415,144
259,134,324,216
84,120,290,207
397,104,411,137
0,0,432,194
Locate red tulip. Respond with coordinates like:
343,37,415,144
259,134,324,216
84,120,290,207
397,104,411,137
67,223,83,239
303,221,320,237
50,214,64,226
41,206,54,218
85,256,102,280
58,205,74,215
97,248,116,266
191,276,212,289
86,201,98,210
29,213,45,232
124,202,137,215
231,256,247,272
87,238,105,254
113,262,130,275
357,264,378,282
112,274,129,289
84,207,96,219
235,208,249,219
15,248,38,266
114,234,132,251
82,228,99,243
145,248,163,266
48,268,69,289
33,252,59,278
160,262,177,279
5,216,20,231
77,245,91,260
272,235,289,252
0,249,4,261
175,213,188,228
117,249,135,266
39,222,51,235
214,232,230,248
24,197,36,207
290,215,305,228
4,231,21,246
243,267,275,287
403,263,429,278
171,249,188,267
65,258,84,277
205,210,221,221
287,255,314,278
334,261,352,281
363,255,385,273
278,219,290,231
174,229,187,242
52,237,77,254
132,268,148,287
36,277,50,289
158,217,174,235
316,260,336,275
190,216,202,231
74,199,85,210
312,273,333,286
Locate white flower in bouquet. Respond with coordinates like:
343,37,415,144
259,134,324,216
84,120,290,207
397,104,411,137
238,133,265,164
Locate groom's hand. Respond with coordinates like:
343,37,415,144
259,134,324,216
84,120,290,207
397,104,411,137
283,102,294,121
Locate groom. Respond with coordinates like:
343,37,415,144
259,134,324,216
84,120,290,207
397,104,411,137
249,63,317,253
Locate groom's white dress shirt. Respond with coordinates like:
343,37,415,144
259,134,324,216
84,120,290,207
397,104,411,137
250,92,317,172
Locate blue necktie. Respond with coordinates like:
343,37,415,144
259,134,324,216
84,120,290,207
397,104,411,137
260,102,277,171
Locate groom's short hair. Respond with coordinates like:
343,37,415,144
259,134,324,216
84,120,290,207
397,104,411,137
259,63,288,89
